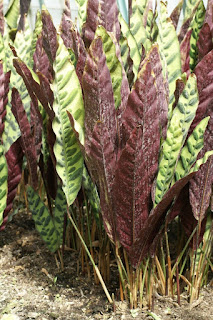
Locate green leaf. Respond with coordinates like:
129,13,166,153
157,1,182,119
130,0,151,54
27,186,61,253
190,151,213,172
95,26,123,109
0,144,8,226
155,74,199,205
5,0,20,30
189,0,205,71
119,13,141,81
175,116,210,181
54,187,67,246
52,36,84,206
2,104,21,153
75,0,88,32
82,165,100,222
183,0,200,22
117,0,128,23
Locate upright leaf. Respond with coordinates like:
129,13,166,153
52,36,84,206
197,23,213,63
0,138,23,230
0,144,8,226
95,26,129,110
157,1,181,119
155,74,199,205
119,13,141,81
75,0,88,32
27,186,61,252
41,8,58,65
11,88,38,190
82,37,117,150
170,0,183,29
189,0,205,71
5,0,20,29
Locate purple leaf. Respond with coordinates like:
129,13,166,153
11,88,38,190
18,0,31,30
0,62,10,138
0,138,23,231
114,52,165,253
120,45,168,148
197,23,213,62
0,0,4,35
131,172,198,267
204,0,213,37
170,0,183,30
180,29,192,74
14,57,54,121
33,35,54,82
41,9,58,65
88,122,116,242
82,0,120,47
82,37,117,151
178,2,200,43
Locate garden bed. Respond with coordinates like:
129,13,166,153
0,209,212,320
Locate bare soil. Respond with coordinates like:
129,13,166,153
0,209,212,320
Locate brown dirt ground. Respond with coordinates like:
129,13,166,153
0,209,212,320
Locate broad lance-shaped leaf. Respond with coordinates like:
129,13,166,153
119,13,141,81
82,36,117,151
188,50,213,221
52,36,84,206
0,138,23,230
87,122,116,243
157,1,181,119
42,8,58,65
0,144,8,226
204,0,213,36
82,0,120,47
183,0,200,22
154,74,199,206
27,186,66,252
53,186,67,246
11,88,38,190
174,116,210,181
130,0,151,54
178,1,200,43
189,0,205,71
5,0,20,29
121,45,168,147
95,26,129,110
0,62,10,138
197,23,213,63
114,53,164,251
75,0,88,32
180,29,192,74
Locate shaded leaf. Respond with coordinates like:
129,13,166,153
0,138,23,230
11,88,38,190
180,29,192,74
0,144,8,226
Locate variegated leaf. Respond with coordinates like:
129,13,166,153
155,74,199,205
174,116,210,181
119,13,141,81
52,36,84,206
189,0,205,71
75,0,88,32
95,26,129,110
157,1,181,119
